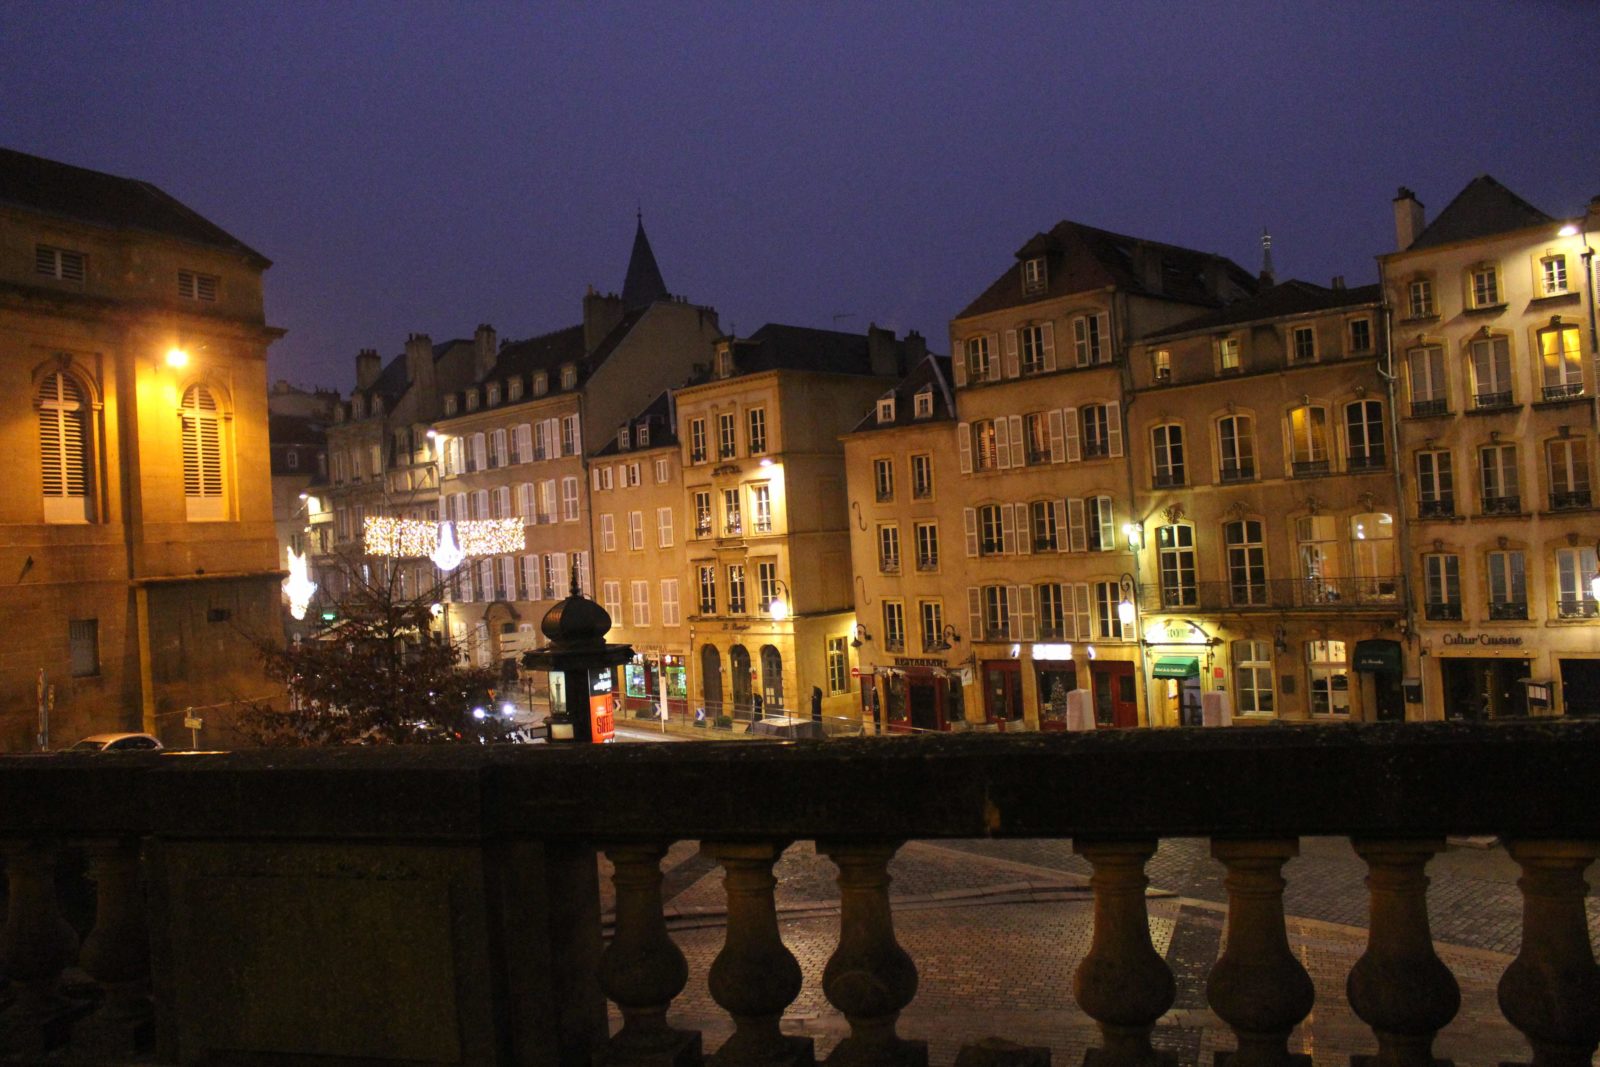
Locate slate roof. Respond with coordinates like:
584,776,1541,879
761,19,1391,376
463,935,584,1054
620,217,669,310
0,146,268,264
487,324,587,380
1407,175,1555,251
358,339,464,407
958,220,1255,320
590,390,678,458
715,323,889,379
268,413,330,445
1145,280,1382,340
849,355,957,434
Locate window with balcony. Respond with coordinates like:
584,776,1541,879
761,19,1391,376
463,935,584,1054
750,484,773,533
1157,523,1196,607
1019,324,1052,376
1307,640,1350,716
747,407,767,454
1087,496,1115,552
1479,444,1521,515
911,454,933,499
1407,278,1435,318
1289,405,1330,477
1351,513,1397,600
915,522,939,571
883,600,906,652
718,413,737,459
1297,515,1340,603
693,491,712,537
1031,500,1058,552
978,504,1005,556
1218,336,1241,372
1407,345,1448,416
1290,325,1317,364
878,524,901,574
1036,583,1066,640
689,418,708,463
1152,423,1186,487
1023,412,1051,465
982,585,1010,640
919,600,944,652
1470,264,1501,308
1417,450,1455,517
698,565,717,614
972,420,999,470
1539,324,1584,401
1234,641,1275,715
1547,439,1591,510
1556,547,1599,619
1345,400,1386,471
1424,554,1462,620
874,458,894,502
1073,314,1108,366
966,336,993,382
1541,255,1570,297
1224,519,1267,606
1217,414,1255,483
1487,550,1528,620
727,565,746,615
722,488,742,535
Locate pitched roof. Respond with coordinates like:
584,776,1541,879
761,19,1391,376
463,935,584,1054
485,324,587,380
621,216,669,310
0,146,268,264
268,412,330,446
718,323,889,378
1408,175,1555,250
357,338,465,407
849,355,956,433
1145,279,1381,340
590,390,678,458
958,219,1255,319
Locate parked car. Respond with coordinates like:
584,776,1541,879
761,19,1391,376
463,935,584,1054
69,732,164,753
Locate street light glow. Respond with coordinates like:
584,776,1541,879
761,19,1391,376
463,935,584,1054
165,347,190,369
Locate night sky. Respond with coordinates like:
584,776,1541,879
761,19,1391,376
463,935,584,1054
3,3,1596,390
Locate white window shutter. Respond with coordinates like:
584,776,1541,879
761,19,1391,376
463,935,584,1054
986,334,1001,381
1074,318,1090,367
1008,415,1024,467
522,554,539,597
968,587,982,641
958,422,972,474
1074,584,1092,641
953,344,967,388
1006,586,1020,640
1000,502,1016,554
1004,330,1020,379
1054,500,1068,553
1048,410,1064,463
1018,585,1037,641
1042,322,1056,372
1098,498,1116,552
1107,402,1124,457
994,417,1011,469
1063,408,1080,461
964,507,978,557
1015,503,1032,555
1068,498,1087,552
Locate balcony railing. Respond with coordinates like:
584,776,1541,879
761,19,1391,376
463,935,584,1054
1153,470,1185,488
1219,462,1255,483
4,724,1600,1066
1551,489,1593,511
695,516,713,537
1142,576,1403,613
1558,599,1599,619
875,487,894,503
724,518,743,536
916,554,938,572
1542,382,1585,402
1425,601,1463,621
1418,498,1455,519
879,557,900,575
1082,440,1110,459
1481,495,1522,516
912,482,933,500
1410,398,1449,417
1472,390,1515,411
1487,600,1529,621
1292,459,1331,478
1347,452,1387,472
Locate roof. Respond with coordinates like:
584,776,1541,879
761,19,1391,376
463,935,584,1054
1145,280,1382,340
1407,175,1555,251
357,339,464,407
590,390,678,458
957,219,1255,320
620,216,670,310
0,146,268,265
714,323,891,379
849,355,957,433
268,413,330,446
486,324,587,380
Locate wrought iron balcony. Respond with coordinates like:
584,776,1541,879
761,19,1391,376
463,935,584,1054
879,557,900,575
916,553,938,572
695,516,713,537
1410,398,1449,417
1033,537,1058,552
1142,577,1403,613
1418,498,1455,519
1542,382,1585,402
1550,490,1593,511
724,518,743,536
875,487,894,503
1292,459,1331,478
1488,601,1529,621
1558,599,1599,619
1472,390,1515,411
1347,452,1387,472
1153,470,1185,488
1425,601,1463,621
1481,495,1522,516
1219,461,1255,483
912,482,933,500
1082,440,1110,459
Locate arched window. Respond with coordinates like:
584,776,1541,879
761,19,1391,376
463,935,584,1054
700,645,723,717
37,371,93,523
729,645,752,714
181,384,225,520
760,645,784,708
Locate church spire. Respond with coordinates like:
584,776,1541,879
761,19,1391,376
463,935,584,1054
621,213,669,311
1259,228,1276,286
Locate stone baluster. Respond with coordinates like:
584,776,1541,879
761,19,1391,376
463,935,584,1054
598,843,700,1067
1346,839,1459,1067
817,841,926,1067
72,838,154,1056
1206,839,1314,1066
1497,840,1600,1067
0,840,82,1056
701,841,814,1067
1073,839,1175,1067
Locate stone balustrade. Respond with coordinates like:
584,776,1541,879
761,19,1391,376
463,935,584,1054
0,721,1598,1065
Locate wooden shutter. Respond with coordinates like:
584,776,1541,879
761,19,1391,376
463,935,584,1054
968,587,982,641
1008,415,1024,467
953,341,967,387
522,554,539,598
1097,497,1116,552
1004,330,1020,379
994,417,1011,469
1074,584,1092,641
1053,500,1068,553
1107,402,1124,458
986,334,1001,382
1000,502,1016,554
963,508,978,557
1005,586,1019,640
1018,584,1037,641
1015,503,1031,555
1068,498,1087,552
181,385,223,503
38,372,89,507
1074,318,1090,367
1041,322,1056,371
958,422,972,473
1048,410,1064,463
1063,407,1080,461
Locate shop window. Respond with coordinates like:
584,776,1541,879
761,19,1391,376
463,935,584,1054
1307,640,1349,716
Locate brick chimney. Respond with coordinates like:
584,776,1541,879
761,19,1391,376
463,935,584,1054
355,348,381,390
1394,187,1425,251
866,324,901,378
904,330,928,364
404,332,436,408
582,289,626,354
473,323,497,381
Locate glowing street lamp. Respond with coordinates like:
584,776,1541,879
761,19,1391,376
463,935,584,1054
165,347,190,369
1117,572,1137,630
768,577,792,622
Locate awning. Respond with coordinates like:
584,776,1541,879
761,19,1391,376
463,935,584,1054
1353,639,1402,673
1151,656,1199,679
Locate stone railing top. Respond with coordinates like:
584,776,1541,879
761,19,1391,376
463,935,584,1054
3,721,1599,843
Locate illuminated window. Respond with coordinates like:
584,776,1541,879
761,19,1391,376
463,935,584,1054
1556,548,1599,618
1233,641,1274,715
1306,640,1349,716
827,636,848,694
1152,348,1171,382
972,420,998,470
1219,336,1241,371
1288,405,1329,476
727,564,746,614
1538,324,1583,400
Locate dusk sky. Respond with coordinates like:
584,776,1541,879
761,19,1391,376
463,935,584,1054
3,3,1596,391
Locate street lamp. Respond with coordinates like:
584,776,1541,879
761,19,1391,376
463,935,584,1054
1122,522,1143,550
165,347,190,369
1117,573,1137,630
768,577,792,621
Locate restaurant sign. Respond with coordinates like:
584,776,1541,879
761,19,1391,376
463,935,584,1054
1441,633,1524,647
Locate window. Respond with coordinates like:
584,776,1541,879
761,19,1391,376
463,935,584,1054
1487,551,1527,620
874,458,894,501
827,636,849,694
286,449,299,471
594,465,614,491
920,600,944,652
1219,337,1241,372
1470,336,1514,409
1087,496,1115,552
1541,255,1570,297
966,336,992,382
37,371,93,523
1345,401,1385,470
539,480,557,524
972,419,999,471
716,348,734,378
914,389,934,418
689,418,708,463
1157,524,1196,607
180,385,225,520
747,408,767,454
883,601,906,652
508,378,524,401
561,365,577,389
1233,641,1274,716
718,412,737,459
756,562,779,614
1290,325,1316,364
878,524,901,573
727,564,747,614
69,619,99,677
982,585,1010,640
1424,554,1462,620
1081,404,1119,458
1019,324,1049,375
876,396,895,424
1152,424,1185,486
177,270,218,302
661,579,681,626
1073,314,1107,366
697,565,717,614
1480,444,1520,514
655,458,670,484
602,581,622,619
617,425,630,452
657,507,674,547
1407,346,1448,416
36,245,86,283
636,422,649,447
562,477,580,521
533,421,551,461
1470,264,1501,308
1407,278,1435,318
561,415,579,455
1030,500,1058,552
723,488,742,534
1417,450,1455,517
1307,640,1349,716
911,454,933,499
978,504,1005,555
1022,412,1051,466
1022,256,1047,294
628,511,645,550
487,384,502,407
1288,405,1330,476
915,522,939,570
1296,515,1339,601
631,580,651,627
1348,317,1373,354
623,462,641,488
1350,513,1397,600
465,389,480,412
1548,439,1591,510
694,491,713,537
1093,581,1128,640
543,555,560,598
488,429,507,468
1151,348,1171,382
1225,519,1267,606
1036,583,1066,640
750,484,772,533
1538,324,1583,401
533,373,548,396
1556,547,1599,618
1218,415,1255,482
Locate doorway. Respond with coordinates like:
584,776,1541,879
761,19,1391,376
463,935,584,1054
1036,665,1078,731
730,645,752,716
1440,657,1530,719
1092,660,1139,728
908,681,940,731
700,645,723,717
1559,659,1600,717
982,661,1023,729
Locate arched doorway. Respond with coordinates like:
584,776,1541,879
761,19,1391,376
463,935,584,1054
701,645,723,717
730,645,752,716
760,645,784,710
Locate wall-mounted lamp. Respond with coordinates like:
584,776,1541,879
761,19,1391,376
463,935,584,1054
1117,573,1137,630
931,624,961,652
1591,538,1600,604
768,578,793,621
165,347,190,369
1122,523,1143,550
1273,625,1289,654
850,623,872,649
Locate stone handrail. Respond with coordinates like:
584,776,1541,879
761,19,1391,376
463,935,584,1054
1,720,1598,1064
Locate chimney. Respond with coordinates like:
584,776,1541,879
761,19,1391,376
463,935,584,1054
1331,275,1346,292
1394,187,1425,251
866,324,900,378
582,290,626,353
404,332,435,398
473,323,498,381
355,348,381,390
905,330,928,364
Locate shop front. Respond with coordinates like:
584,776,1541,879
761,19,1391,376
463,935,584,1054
981,659,1023,729
1559,658,1600,717
1434,630,1533,719
1352,639,1406,722
880,658,967,733
620,651,689,721
1152,655,1203,726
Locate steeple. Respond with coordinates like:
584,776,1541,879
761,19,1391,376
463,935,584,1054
1259,228,1276,286
620,212,670,311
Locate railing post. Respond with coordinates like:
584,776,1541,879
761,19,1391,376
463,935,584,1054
701,841,814,1067
0,840,82,1055
1497,840,1600,1067
817,840,926,1067
71,837,154,1057
1346,839,1458,1067
1073,839,1175,1067
1206,839,1313,1067
599,843,700,1067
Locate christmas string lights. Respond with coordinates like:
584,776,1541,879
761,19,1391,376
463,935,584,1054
363,516,525,567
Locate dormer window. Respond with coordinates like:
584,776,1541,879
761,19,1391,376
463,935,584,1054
913,388,934,419
716,348,734,378
487,383,501,406
352,396,365,418
560,364,577,389
637,422,650,447
1153,349,1171,382
372,396,384,415
618,426,631,451
1022,256,1047,295
444,395,458,416
507,377,523,401
877,396,896,424
465,389,480,412
533,373,548,396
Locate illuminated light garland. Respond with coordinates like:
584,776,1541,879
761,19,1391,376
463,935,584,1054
363,516,526,565
457,519,525,556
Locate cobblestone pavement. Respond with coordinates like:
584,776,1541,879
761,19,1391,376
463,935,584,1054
596,837,1600,1065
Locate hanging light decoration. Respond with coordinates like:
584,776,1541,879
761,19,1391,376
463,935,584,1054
363,516,524,566
430,521,465,572
282,548,317,621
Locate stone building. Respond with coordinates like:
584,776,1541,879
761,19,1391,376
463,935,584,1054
1382,177,1600,719
0,146,283,748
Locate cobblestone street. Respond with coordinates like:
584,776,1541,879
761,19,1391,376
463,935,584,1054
599,837,1600,1066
